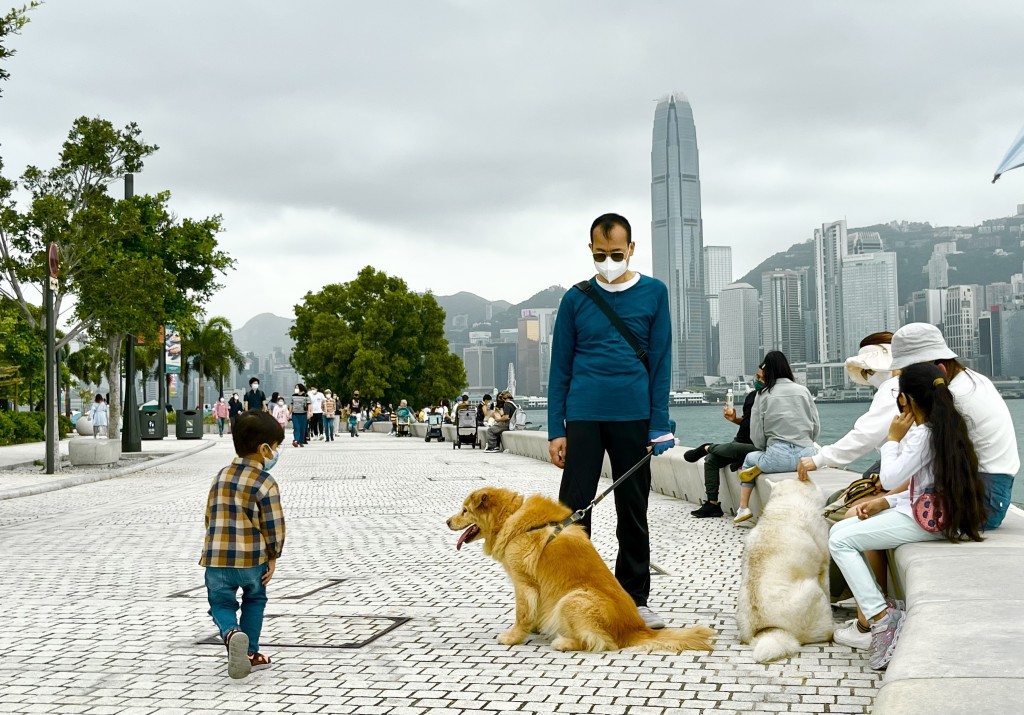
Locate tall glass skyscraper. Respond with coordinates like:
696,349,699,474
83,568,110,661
652,93,708,389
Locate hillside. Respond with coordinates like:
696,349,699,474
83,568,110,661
232,313,295,355
738,211,1024,302
438,285,567,346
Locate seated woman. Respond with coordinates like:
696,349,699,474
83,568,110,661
828,362,987,670
734,351,819,524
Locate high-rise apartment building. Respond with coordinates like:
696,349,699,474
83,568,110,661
926,241,957,290
761,268,809,363
463,346,495,396
651,93,708,388
841,251,899,358
848,231,883,254
717,282,760,379
944,285,980,365
814,220,848,362
516,316,542,396
907,288,947,326
703,246,733,327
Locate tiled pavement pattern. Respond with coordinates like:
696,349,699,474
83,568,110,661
0,435,881,714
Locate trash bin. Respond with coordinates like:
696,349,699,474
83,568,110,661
139,405,165,441
175,410,203,440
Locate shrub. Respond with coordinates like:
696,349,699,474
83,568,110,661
11,412,44,443
0,412,15,446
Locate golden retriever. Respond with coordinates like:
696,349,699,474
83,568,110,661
446,486,717,653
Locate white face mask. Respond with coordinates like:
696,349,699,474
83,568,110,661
252,383,259,390
219,398,225,403
867,371,892,389
294,388,300,394
595,255,628,282
278,400,285,406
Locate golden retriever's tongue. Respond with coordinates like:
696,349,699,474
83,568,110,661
456,524,479,551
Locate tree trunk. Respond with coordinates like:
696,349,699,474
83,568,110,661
106,333,125,440
181,365,189,410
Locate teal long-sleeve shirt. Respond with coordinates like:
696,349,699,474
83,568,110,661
547,275,672,440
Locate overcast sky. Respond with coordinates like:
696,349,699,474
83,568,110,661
3,0,1024,329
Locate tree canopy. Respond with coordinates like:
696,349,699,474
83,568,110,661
290,266,466,407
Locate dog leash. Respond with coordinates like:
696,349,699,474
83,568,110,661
529,452,654,544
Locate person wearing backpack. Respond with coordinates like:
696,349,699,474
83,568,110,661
547,213,675,631
484,390,516,452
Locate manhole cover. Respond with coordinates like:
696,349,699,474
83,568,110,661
171,578,345,600
426,475,485,481
197,614,409,649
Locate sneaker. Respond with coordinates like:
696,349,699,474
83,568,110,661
691,501,724,518
637,606,666,630
683,443,712,463
733,507,753,524
739,466,762,484
833,619,871,650
225,629,251,679
869,609,905,670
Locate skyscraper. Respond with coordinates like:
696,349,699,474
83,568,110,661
718,282,760,380
945,285,980,366
652,93,708,388
703,245,733,327
761,268,809,363
814,220,848,362
841,252,899,358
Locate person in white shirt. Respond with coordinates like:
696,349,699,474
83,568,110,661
798,333,899,480
829,362,988,670
888,322,1019,529
307,386,325,441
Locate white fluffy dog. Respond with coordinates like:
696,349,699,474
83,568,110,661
736,477,834,662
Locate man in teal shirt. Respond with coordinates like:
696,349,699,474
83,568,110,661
547,213,675,629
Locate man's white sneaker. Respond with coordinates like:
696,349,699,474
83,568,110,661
733,507,753,524
833,620,872,650
637,606,666,630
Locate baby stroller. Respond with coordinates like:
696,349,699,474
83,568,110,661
425,412,444,442
395,406,413,437
453,406,478,449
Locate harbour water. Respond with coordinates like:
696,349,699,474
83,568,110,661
669,400,1024,505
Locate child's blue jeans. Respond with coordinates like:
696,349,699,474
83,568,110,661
205,564,268,655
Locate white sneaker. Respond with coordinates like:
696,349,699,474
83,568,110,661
637,605,666,630
833,620,871,650
733,507,753,524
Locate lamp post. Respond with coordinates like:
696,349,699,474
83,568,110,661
121,173,142,453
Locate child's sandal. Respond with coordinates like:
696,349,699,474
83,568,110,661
224,629,251,679
248,652,272,670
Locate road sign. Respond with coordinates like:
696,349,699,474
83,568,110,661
47,243,59,278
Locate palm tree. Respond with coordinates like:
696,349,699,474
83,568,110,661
66,343,110,417
134,341,163,404
182,317,245,413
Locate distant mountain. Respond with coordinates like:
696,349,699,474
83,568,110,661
232,313,295,356
437,285,567,346
433,291,511,328
739,212,1024,303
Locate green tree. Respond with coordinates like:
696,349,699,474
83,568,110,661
0,296,43,406
181,316,245,412
134,340,161,404
290,266,466,408
0,4,39,99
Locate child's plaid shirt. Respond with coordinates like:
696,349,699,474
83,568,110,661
200,457,285,568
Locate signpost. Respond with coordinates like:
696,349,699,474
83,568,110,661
45,243,59,475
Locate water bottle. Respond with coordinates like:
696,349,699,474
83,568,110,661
725,388,734,412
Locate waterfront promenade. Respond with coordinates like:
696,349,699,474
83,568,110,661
0,433,882,715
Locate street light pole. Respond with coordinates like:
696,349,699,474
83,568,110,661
121,173,142,453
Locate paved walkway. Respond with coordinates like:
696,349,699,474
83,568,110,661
0,434,880,714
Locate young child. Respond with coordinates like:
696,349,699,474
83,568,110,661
89,394,108,438
272,398,289,431
829,362,987,670
199,411,286,679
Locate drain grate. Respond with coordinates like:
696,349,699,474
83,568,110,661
171,578,346,600
309,474,367,481
650,563,669,576
427,475,485,481
197,614,409,649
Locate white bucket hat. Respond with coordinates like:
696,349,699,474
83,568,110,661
889,323,957,371
845,344,894,386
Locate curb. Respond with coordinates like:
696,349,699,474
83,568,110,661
0,440,217,501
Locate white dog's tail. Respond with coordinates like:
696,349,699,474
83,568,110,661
751,628,801,663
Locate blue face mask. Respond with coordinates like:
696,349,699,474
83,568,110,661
262,447,280,472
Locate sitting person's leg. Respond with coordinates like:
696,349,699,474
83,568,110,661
693,442,757,517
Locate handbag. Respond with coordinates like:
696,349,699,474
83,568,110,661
823,474,883,522
574,280,649,372
911,487,947,533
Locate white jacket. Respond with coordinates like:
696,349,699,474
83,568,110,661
949,370,1019,475
812,376,900,469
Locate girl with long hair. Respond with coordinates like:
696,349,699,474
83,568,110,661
829,362,987,670
733,351,820,523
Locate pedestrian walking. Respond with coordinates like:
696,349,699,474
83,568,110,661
212,396,230,438
288,384,311,448
243,377,267,412
228,393,243,431
308,386,325,441
199,411,286,679
89,394,109,438
547,213,675,630
322,389,336,442
272,397,289,431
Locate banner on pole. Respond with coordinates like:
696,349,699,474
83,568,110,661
169,373,178,397
165,324,181,374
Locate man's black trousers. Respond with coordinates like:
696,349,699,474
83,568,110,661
557,420,651,607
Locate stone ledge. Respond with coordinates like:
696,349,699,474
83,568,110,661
68,438,121,466
872,678,1024,715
